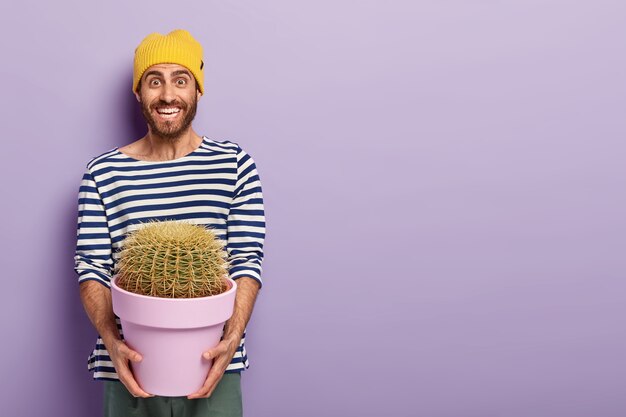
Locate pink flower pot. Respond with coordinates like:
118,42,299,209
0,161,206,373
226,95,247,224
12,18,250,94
111,276,237,396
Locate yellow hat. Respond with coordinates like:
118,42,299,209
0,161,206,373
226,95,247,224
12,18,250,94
133,29,204,94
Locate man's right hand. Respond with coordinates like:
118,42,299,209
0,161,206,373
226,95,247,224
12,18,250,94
107,339,153,398
79,281,153,398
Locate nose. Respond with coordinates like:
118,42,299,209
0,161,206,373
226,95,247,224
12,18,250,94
159,82,177,103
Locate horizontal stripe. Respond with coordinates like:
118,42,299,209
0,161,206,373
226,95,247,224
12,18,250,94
77,233,110,241
77,276,111,287
91,155,235,176
100,178,235,199
78,198,104,206
77,221,109,229
105,188,234,210
106,199,231,222
107,211,229,234
79,185,98,193
97,168,237,188
231,198,263,209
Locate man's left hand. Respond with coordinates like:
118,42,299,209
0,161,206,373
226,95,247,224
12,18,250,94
187,337,238,399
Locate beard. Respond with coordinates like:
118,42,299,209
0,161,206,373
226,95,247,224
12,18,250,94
141,95,198,140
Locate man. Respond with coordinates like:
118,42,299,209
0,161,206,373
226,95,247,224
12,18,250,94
75,29,265,417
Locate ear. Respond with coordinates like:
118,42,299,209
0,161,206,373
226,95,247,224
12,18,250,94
196,90,202,102
134,91,141,102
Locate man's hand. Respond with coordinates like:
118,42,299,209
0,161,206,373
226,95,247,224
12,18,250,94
107,339,153,398
187,277,259,399
187,337,239,399
79,281,153,398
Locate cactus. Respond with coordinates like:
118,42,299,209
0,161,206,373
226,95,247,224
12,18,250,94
116,221,229,298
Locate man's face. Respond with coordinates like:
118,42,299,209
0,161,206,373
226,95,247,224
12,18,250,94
135,63,202,140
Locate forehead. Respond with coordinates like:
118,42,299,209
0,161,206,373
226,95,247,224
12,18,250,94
142,63,192,78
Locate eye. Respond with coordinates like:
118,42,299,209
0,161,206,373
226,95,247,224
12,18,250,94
176,78,187,86
149,79,161,87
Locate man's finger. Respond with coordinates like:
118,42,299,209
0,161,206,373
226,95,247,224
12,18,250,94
124,381,153,398
117,367,152,398
113,355,152,398
119,344,143,362
202,341,228,360
128,352,143,362
187,380,214,399
187,364,223,399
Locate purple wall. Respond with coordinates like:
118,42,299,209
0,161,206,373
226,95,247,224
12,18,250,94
1,1,624,416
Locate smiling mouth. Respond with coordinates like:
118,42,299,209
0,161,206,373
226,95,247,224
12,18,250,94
155,107,181,119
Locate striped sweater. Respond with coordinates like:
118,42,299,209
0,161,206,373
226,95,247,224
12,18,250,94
74,137,265,380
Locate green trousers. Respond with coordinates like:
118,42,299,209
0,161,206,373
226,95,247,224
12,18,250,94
103,373,243,417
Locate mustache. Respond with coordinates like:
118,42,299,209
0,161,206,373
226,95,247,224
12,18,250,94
150,100,188,110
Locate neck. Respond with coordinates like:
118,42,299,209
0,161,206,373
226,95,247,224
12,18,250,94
142,128,203,161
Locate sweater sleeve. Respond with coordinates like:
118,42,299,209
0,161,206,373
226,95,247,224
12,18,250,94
74,168,114,288
226,147,266,287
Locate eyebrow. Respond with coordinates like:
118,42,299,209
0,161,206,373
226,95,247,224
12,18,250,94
143,69,192,79
171,70,192,78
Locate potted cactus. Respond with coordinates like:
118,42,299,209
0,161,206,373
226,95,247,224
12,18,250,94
110,221,237,396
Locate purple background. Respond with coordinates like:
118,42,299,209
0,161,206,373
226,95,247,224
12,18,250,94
1,1,625,416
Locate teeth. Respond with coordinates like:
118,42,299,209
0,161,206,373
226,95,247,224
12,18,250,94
157,108,181,114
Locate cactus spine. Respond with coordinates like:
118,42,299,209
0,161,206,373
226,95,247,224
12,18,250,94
116,221,229,298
